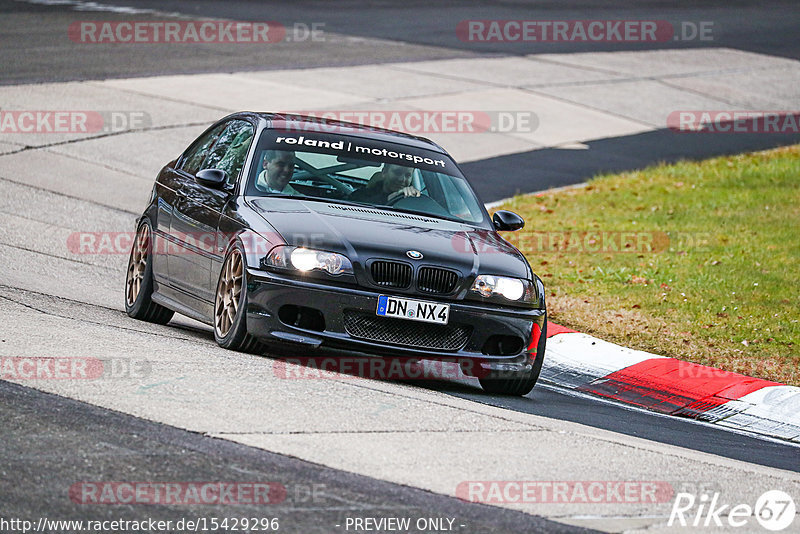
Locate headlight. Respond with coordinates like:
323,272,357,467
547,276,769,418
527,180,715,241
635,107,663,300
470,275,536,304
263,245,353,276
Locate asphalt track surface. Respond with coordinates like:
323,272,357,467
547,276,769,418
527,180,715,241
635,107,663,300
1,1,799,532
4,0,800,202
0,380,592,534
463,128,800,203
4,0,799,86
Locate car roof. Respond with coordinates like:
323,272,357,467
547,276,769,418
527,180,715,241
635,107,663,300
228,111,448,154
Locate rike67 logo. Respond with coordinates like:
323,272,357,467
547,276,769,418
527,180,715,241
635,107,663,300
669,490,796,531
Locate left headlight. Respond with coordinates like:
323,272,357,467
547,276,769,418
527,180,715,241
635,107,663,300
263,245,353,276
470,274,537,305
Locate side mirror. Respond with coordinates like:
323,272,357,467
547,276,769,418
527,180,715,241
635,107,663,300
195,168,227,189
492,210,525,231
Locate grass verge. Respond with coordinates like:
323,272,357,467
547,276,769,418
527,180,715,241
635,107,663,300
497,145,800,385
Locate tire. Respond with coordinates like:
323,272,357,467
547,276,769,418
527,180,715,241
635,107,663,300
479,319,547,396
124,221,174,324
213,241,265,354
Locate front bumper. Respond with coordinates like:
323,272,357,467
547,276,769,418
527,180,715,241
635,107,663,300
245,269,546,373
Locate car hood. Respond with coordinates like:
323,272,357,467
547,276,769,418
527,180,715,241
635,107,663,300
247,197,532,283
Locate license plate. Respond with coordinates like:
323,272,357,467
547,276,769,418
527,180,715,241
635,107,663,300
376,295,449,325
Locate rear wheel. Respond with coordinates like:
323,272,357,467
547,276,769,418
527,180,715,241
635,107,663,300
213,242,265,353
124,221,174,324
479,320,547,396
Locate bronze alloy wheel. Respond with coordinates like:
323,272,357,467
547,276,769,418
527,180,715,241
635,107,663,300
124,221,173,324
125,224,149,307
215,247,243,338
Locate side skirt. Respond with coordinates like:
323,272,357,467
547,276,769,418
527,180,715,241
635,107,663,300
152,288,213,326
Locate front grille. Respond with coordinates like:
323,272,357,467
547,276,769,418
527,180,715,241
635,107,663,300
370,261,412,288
344,312,471,351
417,267,459,294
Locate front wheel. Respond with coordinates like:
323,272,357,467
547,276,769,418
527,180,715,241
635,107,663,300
124,221,174,324
479,320,547,396
213,241,265,353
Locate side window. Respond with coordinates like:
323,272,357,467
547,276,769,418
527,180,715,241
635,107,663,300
180,123,226,176
200,120,251,176
215,121,255,185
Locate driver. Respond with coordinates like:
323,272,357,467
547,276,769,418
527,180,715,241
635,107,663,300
256,150,299,195
348,163,420,204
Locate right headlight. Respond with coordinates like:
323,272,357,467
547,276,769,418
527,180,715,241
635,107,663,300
262,245,353,277
470,275,537,306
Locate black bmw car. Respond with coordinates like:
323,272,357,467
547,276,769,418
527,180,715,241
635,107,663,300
125,112,547,395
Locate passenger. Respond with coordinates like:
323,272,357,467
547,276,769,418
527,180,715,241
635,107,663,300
349,163,420,204
256,150,299,195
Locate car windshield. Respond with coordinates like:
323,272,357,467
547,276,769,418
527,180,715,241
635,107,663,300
245,130,488,225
